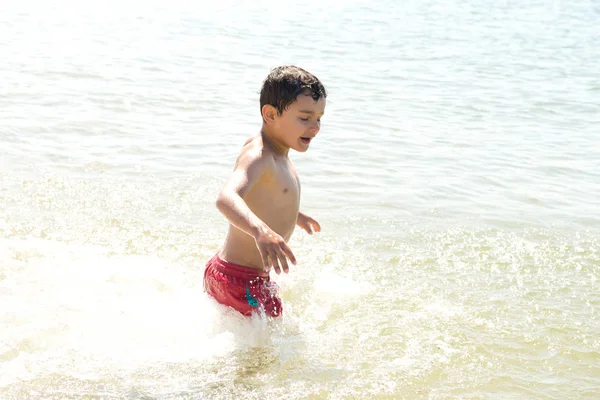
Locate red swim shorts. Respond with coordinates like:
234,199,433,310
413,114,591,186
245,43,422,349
203,254,282,317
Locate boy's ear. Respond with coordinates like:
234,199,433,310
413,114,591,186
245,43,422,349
261,105,277,124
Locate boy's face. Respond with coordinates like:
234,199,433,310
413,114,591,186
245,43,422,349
272,94,326,152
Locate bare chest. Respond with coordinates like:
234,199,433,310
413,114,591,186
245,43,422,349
269,160,300,206
245,160,300,235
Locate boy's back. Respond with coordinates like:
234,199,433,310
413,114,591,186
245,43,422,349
203,65,326,317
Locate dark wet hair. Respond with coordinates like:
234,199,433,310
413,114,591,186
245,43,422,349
259,65,327,117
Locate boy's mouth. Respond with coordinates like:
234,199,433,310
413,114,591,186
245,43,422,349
300,137,311,144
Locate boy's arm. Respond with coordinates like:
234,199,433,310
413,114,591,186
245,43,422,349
216,150,296,273
296,211,321,235
216,150,270,239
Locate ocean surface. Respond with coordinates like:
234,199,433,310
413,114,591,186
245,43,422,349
1,0,599,398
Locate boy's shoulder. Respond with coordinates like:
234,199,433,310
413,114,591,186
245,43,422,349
233,135,276,172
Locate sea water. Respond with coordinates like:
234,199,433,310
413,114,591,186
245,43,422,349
1,0,599,398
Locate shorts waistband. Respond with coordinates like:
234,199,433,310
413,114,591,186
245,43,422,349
211,254,269,279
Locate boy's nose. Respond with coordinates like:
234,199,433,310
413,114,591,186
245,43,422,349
309,121,320,134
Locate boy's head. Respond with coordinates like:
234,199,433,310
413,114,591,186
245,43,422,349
260,66,327,116
260,66,327,153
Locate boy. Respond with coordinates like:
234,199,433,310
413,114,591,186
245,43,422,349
203,65,327,318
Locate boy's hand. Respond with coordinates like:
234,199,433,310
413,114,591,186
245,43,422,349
296,212,321,235
255,228,296,274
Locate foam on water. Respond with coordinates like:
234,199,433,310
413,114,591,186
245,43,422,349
0,237,306,397
0,234,376,398
1,240,214,371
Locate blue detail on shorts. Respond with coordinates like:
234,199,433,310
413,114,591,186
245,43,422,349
246,284,258,307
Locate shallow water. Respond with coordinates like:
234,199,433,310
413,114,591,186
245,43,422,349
1,0,599,398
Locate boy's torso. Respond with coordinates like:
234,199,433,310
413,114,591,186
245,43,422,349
220,137,300,271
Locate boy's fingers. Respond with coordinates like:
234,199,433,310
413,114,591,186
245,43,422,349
268,250,281,274
313,220,321,232
279,253,289,274
263,249,272,270
280,243,296,265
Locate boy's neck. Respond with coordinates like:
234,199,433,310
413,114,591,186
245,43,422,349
260,127,289,156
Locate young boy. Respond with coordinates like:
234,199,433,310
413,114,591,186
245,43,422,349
203,65,327,318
